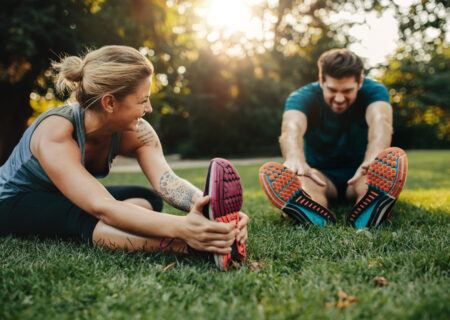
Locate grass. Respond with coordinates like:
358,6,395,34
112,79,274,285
1,150,449,319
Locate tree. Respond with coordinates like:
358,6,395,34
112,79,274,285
379,0,449,148
0,0,193,163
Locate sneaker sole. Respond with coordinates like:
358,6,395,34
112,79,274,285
203,158,245,270
348,147,408,229
259,162,336,226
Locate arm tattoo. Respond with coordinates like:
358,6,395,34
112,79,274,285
136,119,159,148
159,171,201,211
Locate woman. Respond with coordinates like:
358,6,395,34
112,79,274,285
0,45,248,263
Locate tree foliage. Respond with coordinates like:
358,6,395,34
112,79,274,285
380,0,449,148
1,0,448,163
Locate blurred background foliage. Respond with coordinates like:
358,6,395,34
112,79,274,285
0,0,448,163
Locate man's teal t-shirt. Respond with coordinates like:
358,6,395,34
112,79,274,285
284,78,389,170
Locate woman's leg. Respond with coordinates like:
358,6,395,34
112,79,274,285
105,185,163,212
0,187,187,254
92,221,187,253
0,191,98,245
93,185,187,253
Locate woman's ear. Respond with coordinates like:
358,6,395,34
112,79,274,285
100,94,116,114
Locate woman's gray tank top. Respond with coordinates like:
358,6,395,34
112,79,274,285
0,104,121,200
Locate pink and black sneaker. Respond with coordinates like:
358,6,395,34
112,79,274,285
203,158,246,271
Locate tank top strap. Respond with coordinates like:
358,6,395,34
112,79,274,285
71,104,86,165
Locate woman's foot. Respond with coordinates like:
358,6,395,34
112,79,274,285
203,158,245,270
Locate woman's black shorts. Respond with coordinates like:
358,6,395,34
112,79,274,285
0,185,163,245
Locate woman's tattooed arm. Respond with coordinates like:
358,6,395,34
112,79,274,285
158,171,202,211
136,118,159,148
133,120,201,211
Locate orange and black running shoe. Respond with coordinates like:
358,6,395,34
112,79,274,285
348,147,408,229
203,158,246,270
259,162,336,226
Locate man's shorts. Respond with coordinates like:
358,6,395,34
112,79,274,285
320,167,358,202
0,185,163,245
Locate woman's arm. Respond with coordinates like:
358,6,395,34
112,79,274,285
121,118,248,244
120,118,202,212
30,116,235,253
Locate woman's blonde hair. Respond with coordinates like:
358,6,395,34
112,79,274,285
52,45,154,109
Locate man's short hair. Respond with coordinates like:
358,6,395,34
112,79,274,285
318,48,364,82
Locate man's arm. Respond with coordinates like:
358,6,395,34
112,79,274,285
279,110,325,185
348,101,393,184
121,119,202,212
364,101,393,161
280,110,307,165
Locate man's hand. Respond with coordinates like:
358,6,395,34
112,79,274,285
283,159,326,186
347,160,372,185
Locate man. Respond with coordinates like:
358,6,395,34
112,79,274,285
259,48,408,229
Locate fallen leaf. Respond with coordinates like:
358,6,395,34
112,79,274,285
373,276,389,287
337,290,348,299
162,262,176,272
248,261,264,271
230,260,241,269
368,259,383,268
327,290,358,309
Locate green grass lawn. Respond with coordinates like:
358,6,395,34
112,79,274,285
1,150,449,319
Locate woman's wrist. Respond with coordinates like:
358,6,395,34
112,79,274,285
169,215,187,240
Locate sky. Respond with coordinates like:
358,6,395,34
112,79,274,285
196,0,445,68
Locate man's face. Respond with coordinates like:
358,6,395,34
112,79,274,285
319,75,363,114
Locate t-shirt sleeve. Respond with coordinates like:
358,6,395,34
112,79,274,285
284,83,318,117
362,80,390,106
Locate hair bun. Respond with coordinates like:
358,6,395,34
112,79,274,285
52,55,84,94
59,56,83,82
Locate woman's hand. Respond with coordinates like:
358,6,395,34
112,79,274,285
237,212,249,245
182,196,237,254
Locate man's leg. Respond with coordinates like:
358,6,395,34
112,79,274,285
346,174,368,203
259,162,337,226
347,147,408,229
299,169,338,208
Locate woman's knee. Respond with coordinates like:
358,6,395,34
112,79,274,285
106,185,163,212
124,198,153,210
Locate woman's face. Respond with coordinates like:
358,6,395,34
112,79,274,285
114,76,152,130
